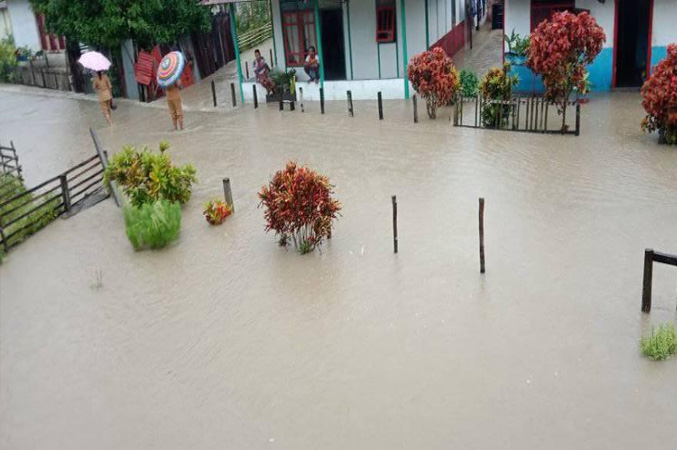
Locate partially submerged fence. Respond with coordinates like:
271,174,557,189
0,147,108,252
453,96,581,136
641,249,677,313
0,142,23,181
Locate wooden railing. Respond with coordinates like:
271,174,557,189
238,23,273,52
453,96,581,136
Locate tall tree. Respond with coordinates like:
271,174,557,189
31,0,210,50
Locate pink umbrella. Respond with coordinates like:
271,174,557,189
78,51,111,72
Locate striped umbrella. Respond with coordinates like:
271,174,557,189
157,51,186,88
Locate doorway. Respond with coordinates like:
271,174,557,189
615,0,652,88
320,9,346,80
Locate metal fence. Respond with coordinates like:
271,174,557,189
453,95,581,136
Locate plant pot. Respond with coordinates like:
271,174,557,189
505,52,526,66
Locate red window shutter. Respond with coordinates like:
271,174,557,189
376,5,396,43
530,1,575,31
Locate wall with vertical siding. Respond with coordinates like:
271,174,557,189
6,0,41,51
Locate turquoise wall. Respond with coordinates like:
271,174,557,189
649,46,668,72
509,47,615,93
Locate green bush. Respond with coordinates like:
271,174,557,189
479,64,518,128
459,69,479,97
0,173,58,257
641,323,677,361
123,199,181,250
0,35,18,82
104,140,196,207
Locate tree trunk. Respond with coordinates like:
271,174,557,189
66,39,85,93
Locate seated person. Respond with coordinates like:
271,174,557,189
253,49,275,94
304,46,320,84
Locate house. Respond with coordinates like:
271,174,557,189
1,2,12,39
503,0,677,93
5,0,65,53
230,0,482,102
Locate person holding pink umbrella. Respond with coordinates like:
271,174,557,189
79,51,114,126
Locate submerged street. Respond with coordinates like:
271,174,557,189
1,87,676,449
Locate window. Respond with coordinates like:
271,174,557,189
376,0,396,43
281,0,316,67
530,0,575,31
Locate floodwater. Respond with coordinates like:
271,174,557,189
0,86,676,450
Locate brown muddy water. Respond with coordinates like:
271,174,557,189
0,88,676,449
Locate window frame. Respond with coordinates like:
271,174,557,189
530,0,575,31
376,0,396,43
281,9,316,67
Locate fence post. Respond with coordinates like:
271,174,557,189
575,102,581,136
299,87,305,112
230,83,237,107
211,80,217,107
320,87,325,114
279,86,284,111
54,72,59,90
413,94,418,123
475,95,479,127
223,178,234,212
377,92,383,120
245,61,249,79
479,198,485,274
347,90,354,117
253,84,258,109
41,69,47,88
290,93,295,111
59,175,71,212
392,195,398,254
11,141,22,181
269,49,274,67
642,249,654,313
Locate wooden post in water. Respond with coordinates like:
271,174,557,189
575,102,581,136
515,96,521,130
544,101,549,132
299,87,305,112
211,80,217,107
642,249,654,312
59,175,71,212
475,95,479,127
479,197,485,273
347,90,354,117
253,85,258,109
223,178,234,212
279,86,284,111
290,94,295,111
392,195,398,254
231,82,237,107
245,61,249,79
378,92,383,120
320,87,325,114
413,94,418,123
269,49,274,66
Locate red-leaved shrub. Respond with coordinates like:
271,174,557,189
641,44,677,145
527,11,605,126
258,162,341,254
407,47,460,119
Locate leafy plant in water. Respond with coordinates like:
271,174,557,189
123,199,181,250
258,162,341,254
270,68,296,91
407,47,461,119
104,140,197,207
479,64,517,128
0,35,18,82
459,69,479,97
640,323,677,361
504,29,530,58
641,43,677,145
203,199,232,225
0,173,58,255
526,11,606,128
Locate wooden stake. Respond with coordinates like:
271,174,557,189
245,61,249,79
231,82,237,107
320,87,325,114
479,197,485,274
347,90,354,117
223,178,234,212
413,94,418,123
279,86,284,111
269,48,274,66
300,87,305,112
642,249,654,312
253,84,258,109
392,195,398,253
378,92,383,120
211,80,217,107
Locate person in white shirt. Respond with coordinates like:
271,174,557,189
304,46,320,84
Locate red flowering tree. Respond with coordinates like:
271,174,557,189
527,11,606,129
258,162,341,254
407,47,460,119
641,44,677,145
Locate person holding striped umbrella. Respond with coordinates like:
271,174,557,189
157,51,186,131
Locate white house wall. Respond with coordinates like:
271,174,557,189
6,0,40,51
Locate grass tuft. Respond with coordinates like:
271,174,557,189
641,323,677,361
123,199,181,251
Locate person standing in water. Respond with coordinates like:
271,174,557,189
165,79,184,131
92,71,113,126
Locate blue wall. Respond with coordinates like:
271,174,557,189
650,46,668,72
509,47,614,94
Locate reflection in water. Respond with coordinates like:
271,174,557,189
0,90,676,450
